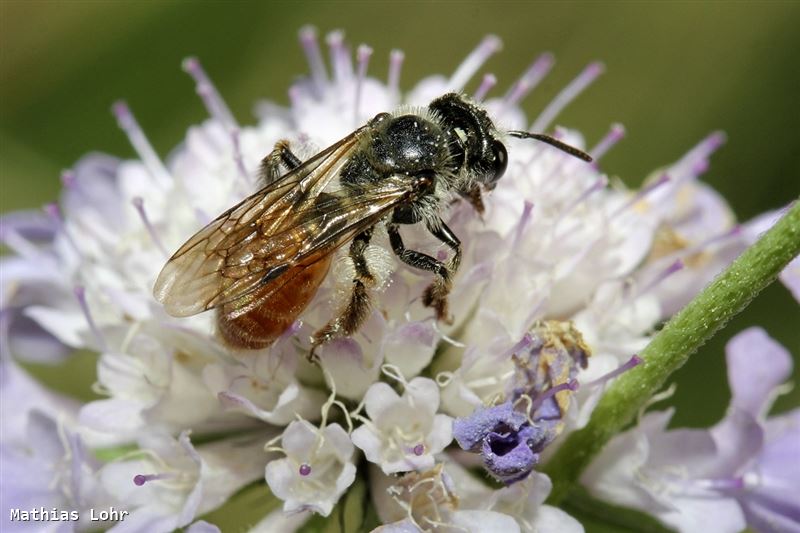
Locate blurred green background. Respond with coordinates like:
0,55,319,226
2,1,798,530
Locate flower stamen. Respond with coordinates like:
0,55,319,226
502,332,534,359
530,61,604,132
133,472,176,486
448,34,502,92
354,44,372,125
299,26,327,98
182,57,238,130
590,123,626,163
631,259,684,301
44,203,81,256
131,197,168,257
585,354,643,389
431,319,465,347
672,131,726,183
647,225,742,270
387,49,405,99
229,129,250,182
326,30,352,84
502,52,554,109
74,285,107,351
512,200,534,249
112,101,171,188
559,176,608,223
381,364,409,388
610,173,671,219
529,379,579,414
473,73,497,102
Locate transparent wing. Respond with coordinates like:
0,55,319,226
153,129,416,318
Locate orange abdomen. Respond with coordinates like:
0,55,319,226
217,256,333,350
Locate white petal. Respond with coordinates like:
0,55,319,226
405,377,440,414
533,505,584,533
363,382,401,421
450,510,520,533
281,421,318,462
321,337,383,401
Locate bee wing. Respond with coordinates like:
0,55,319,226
153,129,411,317
211,184,414,321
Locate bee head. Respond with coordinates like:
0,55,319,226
429,93,508,189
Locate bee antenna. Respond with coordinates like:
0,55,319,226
508,130,593,162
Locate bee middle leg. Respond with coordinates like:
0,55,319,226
388,219,461,323
259,140,302,185
309,227,375,360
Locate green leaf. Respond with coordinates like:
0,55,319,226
199,482,281,533
342,477,367,533
544,199,800,503
299,477,370,533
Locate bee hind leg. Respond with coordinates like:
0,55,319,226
388,220,461,323
259,140,302,185
309,228,375,361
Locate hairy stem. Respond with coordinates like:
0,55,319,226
544,199,800,503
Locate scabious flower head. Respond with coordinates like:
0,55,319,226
2,25,790,533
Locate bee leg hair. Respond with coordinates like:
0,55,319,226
309,227,375,360
259,139,302,185
388,220,461,323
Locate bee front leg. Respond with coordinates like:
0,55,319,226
459,183,486,216
388,220,461,323
309,228,375,361
259,140,302,185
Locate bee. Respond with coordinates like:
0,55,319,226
153,93,590,357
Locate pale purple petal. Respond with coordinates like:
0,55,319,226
0,210,56,242
726,327,792,417
780,254,800,303
61,154,124,226
383,321,439,378
657,496,746,533
709,407,763,477
646,426,719,476
738,410,800,532
185,521,221,533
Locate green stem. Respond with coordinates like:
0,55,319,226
544,199,800,503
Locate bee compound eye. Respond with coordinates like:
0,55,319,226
369,112,392,126
490,140,508,183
